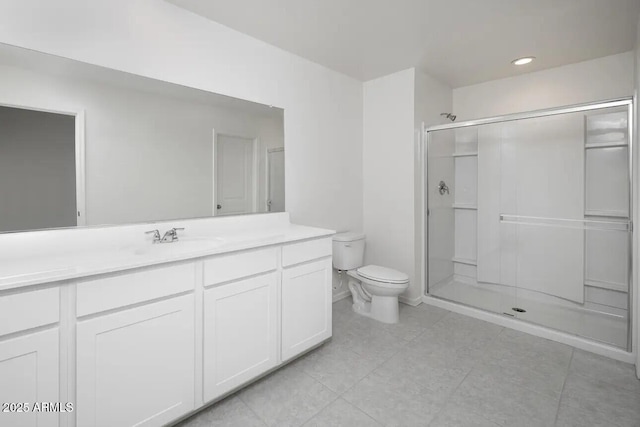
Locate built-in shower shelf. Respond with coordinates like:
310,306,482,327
584,209,629,219
585,142,628,149
452,257,477,266
453,152,478,157
452,204,477,210
584,279,628,293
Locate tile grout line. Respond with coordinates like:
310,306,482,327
294,369,342,426
237,392,270,427
425,326,506,426
553,348,574,426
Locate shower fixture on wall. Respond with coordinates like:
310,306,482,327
437,180,449,195
440,112,456,121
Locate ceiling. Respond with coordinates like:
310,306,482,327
167,0,640,88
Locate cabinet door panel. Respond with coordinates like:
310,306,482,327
0,329,59,427
281,258,332,361
204,273,277,402
77,295,194,427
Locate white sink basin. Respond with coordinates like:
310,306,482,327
127,237,226,257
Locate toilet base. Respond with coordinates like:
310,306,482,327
348,279,400,324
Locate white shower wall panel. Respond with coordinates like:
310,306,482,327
477,115,585,303
454,209,477,262
585,229,629,290
585,147,629,216
454,156,477,206
477,123,502,285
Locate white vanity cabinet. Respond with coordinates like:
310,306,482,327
0,223,333,427
76,295,195,427
202,247,279,402
75,263,197,427
203,273,278,401
281,239,333,361
0,329,60,427
0,287,61,427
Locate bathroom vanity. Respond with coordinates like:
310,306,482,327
0,213,333,427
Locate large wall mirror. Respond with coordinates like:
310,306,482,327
0,43,285,233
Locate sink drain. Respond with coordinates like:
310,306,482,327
512,307,526,313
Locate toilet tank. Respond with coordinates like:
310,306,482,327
332,232,366,271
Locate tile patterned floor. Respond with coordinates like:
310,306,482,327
177,299,640,427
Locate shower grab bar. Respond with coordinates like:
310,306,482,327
499,214,631,232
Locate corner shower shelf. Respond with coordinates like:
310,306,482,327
453,204,477,210
584,210,629,219
585,142,627,149
452,257,477,266
584,279,628,293
452,152,478,157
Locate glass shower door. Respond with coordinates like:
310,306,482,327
496,106,631,349
426,101,632,350
427,125,516,316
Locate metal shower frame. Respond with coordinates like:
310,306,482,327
420,97,635,352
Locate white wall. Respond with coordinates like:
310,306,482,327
454,51,635,120
0,106,76,231
362,68,452,303
363,69,415,300
0,0,363,235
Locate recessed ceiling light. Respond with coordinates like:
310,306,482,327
512,56,535,66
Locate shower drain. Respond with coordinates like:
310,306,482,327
512,307,527,313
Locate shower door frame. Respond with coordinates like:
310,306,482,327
420,97,635,353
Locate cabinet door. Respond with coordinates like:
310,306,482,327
203,273,277,402
76,295,195,427
281,258,332,361
0,329,59,427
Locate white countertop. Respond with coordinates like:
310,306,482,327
0,223,334,291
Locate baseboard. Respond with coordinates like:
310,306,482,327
332,290,351,303
399,295,422,306
422,295,636,364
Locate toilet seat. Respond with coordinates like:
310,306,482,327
356,265,409,284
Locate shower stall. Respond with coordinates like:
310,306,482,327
423,98,634,351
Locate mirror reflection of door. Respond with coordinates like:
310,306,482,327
0,105,81,232
267,148,285,212
215,134,257,216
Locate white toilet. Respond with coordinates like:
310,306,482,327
332,232,409,324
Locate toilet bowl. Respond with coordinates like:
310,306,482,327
347,265,409,323
332,232,409,324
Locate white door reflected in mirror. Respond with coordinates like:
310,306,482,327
267,148,285,212
215,134,257,216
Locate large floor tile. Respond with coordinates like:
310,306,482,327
449,369,559,427
176,396,266,427
303,398,382,427
569,349,640,394
380,345,470,395
407,313,502,371
477,330,572,399
560,372,640,426
331,318,407,364
239,364,337,427
296,340,382,394
428,402,501,427
343,365,447,426
555,397,640,427
332,298,359,326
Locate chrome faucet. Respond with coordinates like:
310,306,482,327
161,227,185,243
145,229,162,243
145,227,184,243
